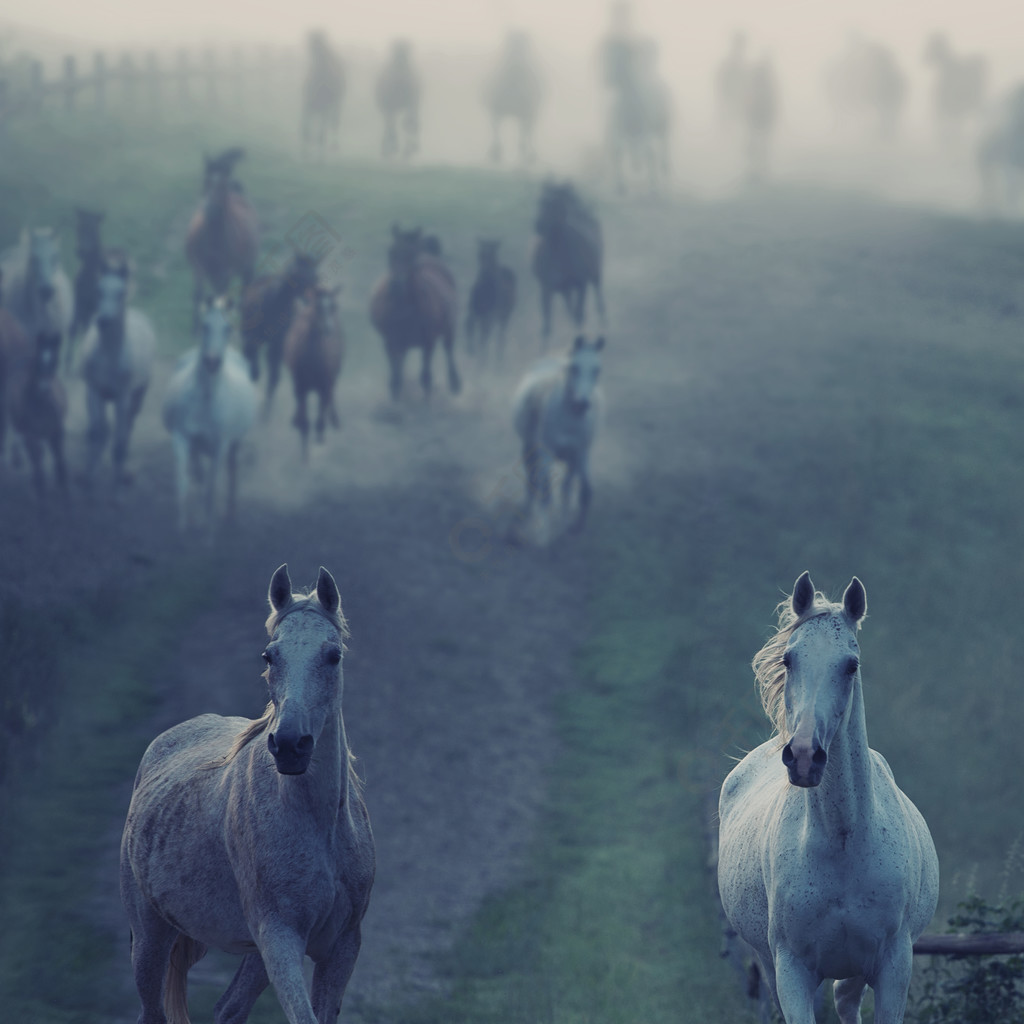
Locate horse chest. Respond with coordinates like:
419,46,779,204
540,405,590,462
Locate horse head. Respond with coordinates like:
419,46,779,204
74,208,105,255
263,564,347,775
477,238,501,268
198,295,234,373
779,572,867,788
27,228,62,305
95,251,130,336
565,335,604,414
285,250,321,294
31,330,63,391
387,225,422,282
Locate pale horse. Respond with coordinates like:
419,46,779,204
512,335,604,539
120,563,375,1024
79,252,156,489
0,227,73,342
162,296,257,532
717,572,939,1024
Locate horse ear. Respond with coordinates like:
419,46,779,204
316,566,341,617
843,577,867,624
792,571,815,617
269,564,293,613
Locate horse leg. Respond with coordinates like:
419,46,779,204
114,385,147,486
420,341,434,400
311,926,362,1024
206,442,226,530
171,434,191,532
124,895,180,1024
833,976,868,1024
773,950,820,1024
51,426,69,494
315,389,328,444
386,342,404,401
257,929,319,1024
293,387,310,462
84,388,109,488
214,953,269,1024
869,942,915,1024
443,331,461,395
570,452,593,534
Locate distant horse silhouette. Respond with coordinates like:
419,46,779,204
185,148,259,330
924,32,988,133
376,40,420,160
0,226,73,350
69,207,105,358
370,225,461,401
483,31,544,163
825,34,908,138
240,250,320,412
977,84,1024,211
512,335,604,539
715,31,749,127
79,251,156,491
120,562,374,1024
718,572,939,1024
162,296,257,532
284,285,345,460
302,29,346,158
0,269,28,462
531,182,605,346
465,239,516,363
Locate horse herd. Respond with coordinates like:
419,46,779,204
0,150,608,538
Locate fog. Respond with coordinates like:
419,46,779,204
4,1,1024,206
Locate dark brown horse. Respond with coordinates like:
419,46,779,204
185,148,259,331
284,285,345,460
531,182,605,346
70,207,105,352
240,250,320,411
370,226,461,401
0,302,67,495
465,239,516,363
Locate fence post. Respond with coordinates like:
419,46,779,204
94,52,107,114
63,55,76,112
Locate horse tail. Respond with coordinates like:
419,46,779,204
163,933,207,1024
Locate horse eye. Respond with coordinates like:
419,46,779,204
782,652,793,670
325,647,342,666
845,657,859,676
262,650,273,665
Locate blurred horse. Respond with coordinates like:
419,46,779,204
977,84,1024,211
79,251,156,490
162,296,257,532
370,225,461,401
924,33,988,134
0,269,28,462
376,40,420,160
531,181,605,346
120,563,374,1024
715,31,749,127
513,335,604,539
740,55,779,183
0,226,73,349
483,31,544,164
185,148,259,330
69,207,105,357
825,34,908,138
302,29,346,158
465,239,516,364
284,284,344,461
240,250,320,412
718,572,938,1024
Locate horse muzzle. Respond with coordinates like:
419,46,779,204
202,355,224,374
267,730,315,775
782,739,828,788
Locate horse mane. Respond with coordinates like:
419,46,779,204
752,589,847,737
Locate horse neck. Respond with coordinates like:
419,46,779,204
279,710,352,826
98,308,126,346
803,674,876,832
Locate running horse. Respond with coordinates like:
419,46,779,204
369,225,460,401
69,207,105,361
465,239,516,364
0,226,73,352
185,148,259,331
284,284,345,460
531,182,605,347
302,30,346,158
121,563,374,1024
483,31,544,164
718,572,939,1024
376,40,420,160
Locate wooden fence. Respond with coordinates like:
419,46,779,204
0,46,301,124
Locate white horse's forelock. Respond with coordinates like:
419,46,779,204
264,591,349,638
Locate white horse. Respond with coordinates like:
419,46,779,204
512,335,604,538
718,572,939,1024
121,563,375,1024
162,296,257,532
79,252,156,489
0,227,73,342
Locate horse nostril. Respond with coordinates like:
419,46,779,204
267,733,279,756
812,748,828,767
781,744,795,767
297,735,314,756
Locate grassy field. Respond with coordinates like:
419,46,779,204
2,102,1024,1024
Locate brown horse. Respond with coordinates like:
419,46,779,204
465,239,516,364
369,226,461,401
0,307,68,495
531,182,605,347
240,250,320,411
284,285,345,460
185,148,259,331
